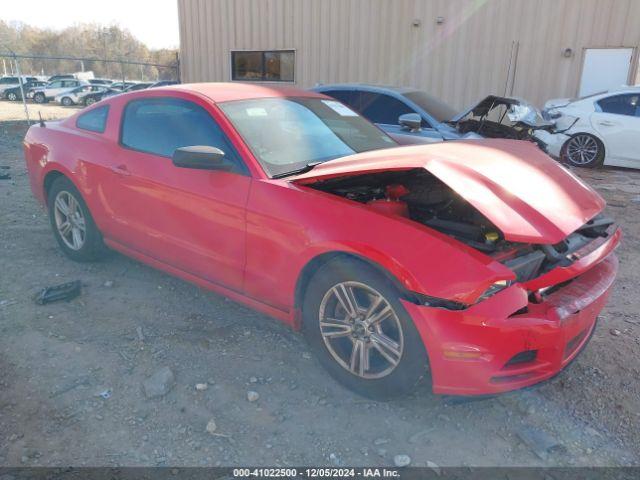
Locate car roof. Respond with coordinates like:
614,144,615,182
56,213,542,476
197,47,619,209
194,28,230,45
313,83,420,95
166,82,326,103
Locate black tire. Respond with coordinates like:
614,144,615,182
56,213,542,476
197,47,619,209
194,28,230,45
7,92,18,101
561,133,605,168
302,257,429,399
84,96,96,106
34,92,46,104
47,176,108,262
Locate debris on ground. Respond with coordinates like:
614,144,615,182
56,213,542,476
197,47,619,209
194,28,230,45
393,454,411,467
136,326,145,342
0,166,10,180
195,383,208,391
516,426,566,460
103,280,114,288
205,419,217,435
247,391,259,402
610,329,622,336
34,280,81,305
142,367,175,399
328,453,341,466
98,389,112,400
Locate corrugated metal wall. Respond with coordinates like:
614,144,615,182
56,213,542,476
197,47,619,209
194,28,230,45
178,0,640,108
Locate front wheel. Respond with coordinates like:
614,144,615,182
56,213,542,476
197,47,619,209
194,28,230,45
302,258,429,399
47,177,108,262
34,92,46,104
561,133,605,168
7,92,18,101
61,97,73,106
84,96,96,106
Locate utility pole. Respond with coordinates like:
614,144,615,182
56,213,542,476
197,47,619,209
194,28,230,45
12,54,30,124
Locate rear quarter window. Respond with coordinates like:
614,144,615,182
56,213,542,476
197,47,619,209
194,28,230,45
76,105,109,133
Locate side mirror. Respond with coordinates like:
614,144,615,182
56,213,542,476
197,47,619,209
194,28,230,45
172,146,228,170
398,113,422,132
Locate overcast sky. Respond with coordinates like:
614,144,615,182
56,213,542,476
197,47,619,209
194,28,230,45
1,0,180,49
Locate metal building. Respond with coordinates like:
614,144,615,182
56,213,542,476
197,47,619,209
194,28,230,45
178,0,640,108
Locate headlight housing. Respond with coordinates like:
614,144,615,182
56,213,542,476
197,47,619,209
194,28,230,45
478,280,512,301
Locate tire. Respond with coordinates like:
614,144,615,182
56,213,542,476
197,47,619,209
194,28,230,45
34,92,46,104
7,92,17,101
84,96,96,106
561,133,605,168
61,97,73,107
302,257,429,399
47,176,108,262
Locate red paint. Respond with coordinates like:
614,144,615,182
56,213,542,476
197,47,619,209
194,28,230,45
23,84,621,396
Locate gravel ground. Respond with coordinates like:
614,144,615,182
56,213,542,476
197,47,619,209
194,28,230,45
0,100,639,467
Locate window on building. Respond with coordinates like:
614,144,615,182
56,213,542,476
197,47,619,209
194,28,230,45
358,92,419,125
597,94,640,117
231,50,295,82
76,105,109,133
120,97,244,171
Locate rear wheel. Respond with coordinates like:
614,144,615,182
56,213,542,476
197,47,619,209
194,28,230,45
34,92,46,104
561,133,604,168
7,92,17,101
84,96,97,106
47,177,108,262
302,258,429,399
61,97,73,106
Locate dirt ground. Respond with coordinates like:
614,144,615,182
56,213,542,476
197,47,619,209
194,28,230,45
0,100,639,468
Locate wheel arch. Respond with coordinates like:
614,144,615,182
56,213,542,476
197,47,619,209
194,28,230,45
293,251,415,312
43,169,72,206
561,131,606,166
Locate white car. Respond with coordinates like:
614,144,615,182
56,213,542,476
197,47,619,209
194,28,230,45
55,85,107,106
536,86,640,168
32,79,88,104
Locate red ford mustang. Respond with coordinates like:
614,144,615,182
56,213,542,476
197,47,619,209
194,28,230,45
24,83,621,399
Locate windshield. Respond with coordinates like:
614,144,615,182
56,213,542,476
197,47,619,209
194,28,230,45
219,97,396,177
403,91,458,123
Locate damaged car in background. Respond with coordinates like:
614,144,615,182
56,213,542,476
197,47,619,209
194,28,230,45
24,84,620,399
312,84,575,152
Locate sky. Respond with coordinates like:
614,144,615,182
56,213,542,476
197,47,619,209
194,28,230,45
1,0,180,49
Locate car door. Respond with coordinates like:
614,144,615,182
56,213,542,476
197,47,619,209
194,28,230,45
592,93,640,165
357,92,445,142
45,81,65,97
102,96,251,292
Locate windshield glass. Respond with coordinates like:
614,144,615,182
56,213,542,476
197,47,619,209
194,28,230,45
402,91,458,123
219,97,396,177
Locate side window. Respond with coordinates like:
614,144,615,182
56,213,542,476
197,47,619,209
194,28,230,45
325,90,356,109
597,94,639,117
48,81,62,89
359,92,418,125
120,97,245,172
77,105,109,133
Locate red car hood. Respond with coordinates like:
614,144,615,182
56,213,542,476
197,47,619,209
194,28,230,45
292,139,605,244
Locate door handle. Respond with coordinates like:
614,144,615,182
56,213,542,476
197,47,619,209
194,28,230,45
598,120,616,127
110,164,131,176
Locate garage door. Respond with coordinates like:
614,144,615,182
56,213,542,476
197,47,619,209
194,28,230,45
579,48,634,97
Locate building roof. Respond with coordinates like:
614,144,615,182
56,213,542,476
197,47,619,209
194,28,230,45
166,82,325,103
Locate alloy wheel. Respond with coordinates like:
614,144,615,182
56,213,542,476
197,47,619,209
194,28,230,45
8,92,17,101
53,191,86,250
566,134,599,165
318,281,404,379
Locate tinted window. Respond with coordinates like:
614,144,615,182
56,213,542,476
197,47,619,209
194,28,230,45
597,94,640,117
48,81,62,88
121,97,243,167
359,92,418,125
0,77,19,84
77,105,109,133
324,90,357,109
231,50,295,82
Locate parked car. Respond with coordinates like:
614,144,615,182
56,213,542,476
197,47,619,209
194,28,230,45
110,81,137,91
32,79,88,103
3,80,47,101
534,86,640,168
88,78,113,86
0,76,38,95
23,84,620,399
313,84,557,149
81,87,121,106
55,85,108,106
123,82,153,92
150,80,180,88
48,74,76,82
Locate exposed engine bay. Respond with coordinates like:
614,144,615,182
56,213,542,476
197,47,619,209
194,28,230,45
308,168,615,284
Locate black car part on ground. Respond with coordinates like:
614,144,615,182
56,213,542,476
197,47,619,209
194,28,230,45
34,280,82,305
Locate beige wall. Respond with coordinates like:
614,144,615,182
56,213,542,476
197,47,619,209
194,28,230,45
178,0,640,108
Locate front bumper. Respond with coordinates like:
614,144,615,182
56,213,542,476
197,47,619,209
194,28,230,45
403,252,618,396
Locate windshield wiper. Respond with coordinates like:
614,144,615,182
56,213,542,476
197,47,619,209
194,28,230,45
271,162,323,179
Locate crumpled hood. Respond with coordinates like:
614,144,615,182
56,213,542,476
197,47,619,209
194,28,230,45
291,139,605,244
